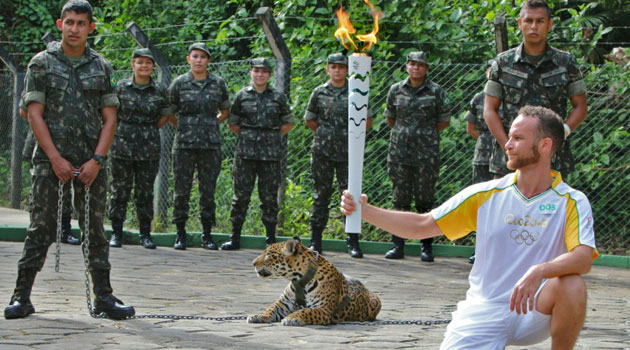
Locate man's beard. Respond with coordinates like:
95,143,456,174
507,145,540,170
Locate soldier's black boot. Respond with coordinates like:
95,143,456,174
309,225,323,254
4,269,37,319
174,222,187,250
221,223,241,250
347,233,363,258
264,223,276,247
60,215,80,245
139,220,156,249
109,220,123,248
420,238,434,262
91,269,135,320
201,222,218,250
385,235,405,259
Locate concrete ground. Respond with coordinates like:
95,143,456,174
0,239,629,349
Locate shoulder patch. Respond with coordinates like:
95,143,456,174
110,76,117,87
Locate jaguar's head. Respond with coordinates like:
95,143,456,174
252,237,314,280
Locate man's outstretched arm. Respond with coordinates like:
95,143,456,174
341,190,443,241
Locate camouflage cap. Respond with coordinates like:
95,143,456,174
407,51,428,65
188,42,210,57
251,57,272,72
486,59,495,68
132,48,154,62
327,53,348,65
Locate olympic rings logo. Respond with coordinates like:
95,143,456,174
509,229,540,245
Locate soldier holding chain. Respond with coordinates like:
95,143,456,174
5,0,134,320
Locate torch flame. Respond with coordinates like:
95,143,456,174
334,1,382,53
334,6,358,52
356,0,381,52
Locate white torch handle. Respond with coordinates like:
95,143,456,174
346,55,371,234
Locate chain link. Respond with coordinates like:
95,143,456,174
55,180,64,272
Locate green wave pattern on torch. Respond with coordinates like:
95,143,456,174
352,88,369,96
350,72,370,82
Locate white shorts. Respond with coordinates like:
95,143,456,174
440,282,551,350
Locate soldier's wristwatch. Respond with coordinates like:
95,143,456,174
92,154,105,166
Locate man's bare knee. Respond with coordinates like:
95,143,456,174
556,275,587,303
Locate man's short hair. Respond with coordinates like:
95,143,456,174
61,0,94,23
520,0,552,19
518,105,564,156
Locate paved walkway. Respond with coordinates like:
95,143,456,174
0,239,629,349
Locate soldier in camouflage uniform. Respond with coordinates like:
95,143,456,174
5,0,134,320
384,52,451,262
168,43,231,250
304,53,373,258
107,48,173,249
464,61,497,265
485,0,588,179
221,58,295,251
466,61,496,185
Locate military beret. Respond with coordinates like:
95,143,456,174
250,57,273,72
188,42,211,58
132,48,154,62
327,53,348,65
407,51,428,65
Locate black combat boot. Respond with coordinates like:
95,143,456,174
220,223,241,250
4,268,37,320
347,233,363,258
91,269,135,320
201,222,218,250
264,222,276,247
309,225,323,254
420,237,434,262
139,220,156,249
174,222,187,250
109,220,123,248
60,215,80,245
385,235,405,259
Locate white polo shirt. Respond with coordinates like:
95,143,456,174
431,171,598,303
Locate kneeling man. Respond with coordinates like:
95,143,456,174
341,105,597,349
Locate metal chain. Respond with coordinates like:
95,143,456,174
129,314,449,326
55,180,64,272
131,314,248,321
80,186,105,318
337,319,451,326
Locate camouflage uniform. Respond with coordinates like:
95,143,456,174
485,43,587,177
107,76,172,223
168,70,230,227
465,92,493,184
385,52,451,259
228,79,294,240
15,41,118,282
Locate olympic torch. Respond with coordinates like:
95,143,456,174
335,1,381,234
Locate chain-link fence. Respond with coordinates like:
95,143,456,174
1,56,628,255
